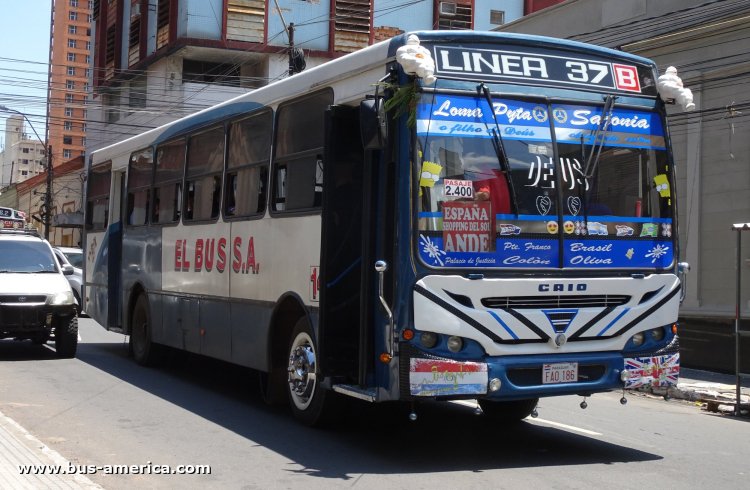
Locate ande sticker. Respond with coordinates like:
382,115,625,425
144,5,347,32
442,200,493,252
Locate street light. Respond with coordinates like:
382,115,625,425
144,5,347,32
0,105,53,239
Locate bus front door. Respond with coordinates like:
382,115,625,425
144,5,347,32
319,105,371,385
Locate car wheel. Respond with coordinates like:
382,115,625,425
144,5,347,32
478,398,539,423
54,314,78,358
129,294,162,366
286,318,336,426
72,289,82,316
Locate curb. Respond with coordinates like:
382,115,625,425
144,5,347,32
637,382,750,416
0,410,102,489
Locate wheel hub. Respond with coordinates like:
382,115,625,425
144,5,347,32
288,338,316,408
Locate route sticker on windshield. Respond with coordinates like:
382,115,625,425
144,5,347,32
444,179,474,199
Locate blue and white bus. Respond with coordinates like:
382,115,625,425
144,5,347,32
85,31,685,425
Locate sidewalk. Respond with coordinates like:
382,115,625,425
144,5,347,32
641,367,750,416
0,410,101,489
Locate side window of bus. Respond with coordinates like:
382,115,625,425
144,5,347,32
127,148,153,226
154,139,185,225
272,89,332,213
226,110,272,218
185,127,224,222
85,161,111,231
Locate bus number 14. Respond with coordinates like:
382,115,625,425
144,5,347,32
310,266,320,303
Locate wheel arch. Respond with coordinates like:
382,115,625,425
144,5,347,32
267,292,316,373
125,282,148,336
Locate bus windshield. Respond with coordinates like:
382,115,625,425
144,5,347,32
416,93,673,270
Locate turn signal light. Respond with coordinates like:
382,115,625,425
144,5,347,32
671,323,678,334
402,329,414,341
379,352,392,363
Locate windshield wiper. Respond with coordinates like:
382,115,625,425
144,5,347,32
583,95,617,179
478,83,519,216
577,95,617,222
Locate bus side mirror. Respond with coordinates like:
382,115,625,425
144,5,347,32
360,97,387,150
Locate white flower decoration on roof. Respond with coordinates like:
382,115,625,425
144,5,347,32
396,35,436,85
657,66,696,111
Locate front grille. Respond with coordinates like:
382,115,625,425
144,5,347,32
0,295,47,304
0,305,47,329
481,295,630,309
507,364,606,386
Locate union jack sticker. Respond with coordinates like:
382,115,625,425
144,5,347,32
624,353,680,389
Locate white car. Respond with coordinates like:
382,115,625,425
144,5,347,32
53,246,84,315
0,229,78,357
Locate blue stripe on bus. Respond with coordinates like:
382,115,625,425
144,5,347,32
421,212,672,224
326,257,362,288
597,308,631,336
487,310,519,340
563,216,671,223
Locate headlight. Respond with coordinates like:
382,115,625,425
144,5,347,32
50,290,75,305
651,327,665,341
631,332,645,347
420,331,438,349
447,336,463,352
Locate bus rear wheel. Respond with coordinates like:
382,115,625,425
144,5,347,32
130,294,162,366
286,318,331,426
478,398,539,423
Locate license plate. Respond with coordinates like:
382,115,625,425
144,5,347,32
543,362,578,384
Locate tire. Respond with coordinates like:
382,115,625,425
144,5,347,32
479,398,539,423
286,318,333,426
55,315,78,358
72,289,82,316
129,294,162,366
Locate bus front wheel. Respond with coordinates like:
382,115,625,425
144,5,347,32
478,398,539,423
286,318,331,426
130,294,162,366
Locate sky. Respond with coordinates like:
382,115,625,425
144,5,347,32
0,0,53,149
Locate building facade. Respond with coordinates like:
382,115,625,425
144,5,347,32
87,0,531,152
497,0,750,371
16,156,84,247
0,115,47,188
48,0,94,168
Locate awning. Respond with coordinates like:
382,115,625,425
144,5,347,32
52,211,84,228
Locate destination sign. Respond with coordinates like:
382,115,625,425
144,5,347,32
432,45,652,95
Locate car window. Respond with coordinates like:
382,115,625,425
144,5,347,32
0,241,58,272
63,251,83,268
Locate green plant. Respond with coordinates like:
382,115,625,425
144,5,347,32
379,80,418,127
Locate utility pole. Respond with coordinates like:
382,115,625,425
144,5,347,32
288,22,295,77
0,105,50,238
44,0,54,241
44,146,53,240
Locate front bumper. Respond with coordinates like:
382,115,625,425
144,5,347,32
0,303,77,339
401,344,680,400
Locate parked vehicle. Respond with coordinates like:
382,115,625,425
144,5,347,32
53,247,84,315
0,229,78,357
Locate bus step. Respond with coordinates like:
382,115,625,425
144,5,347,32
332,384,377,402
